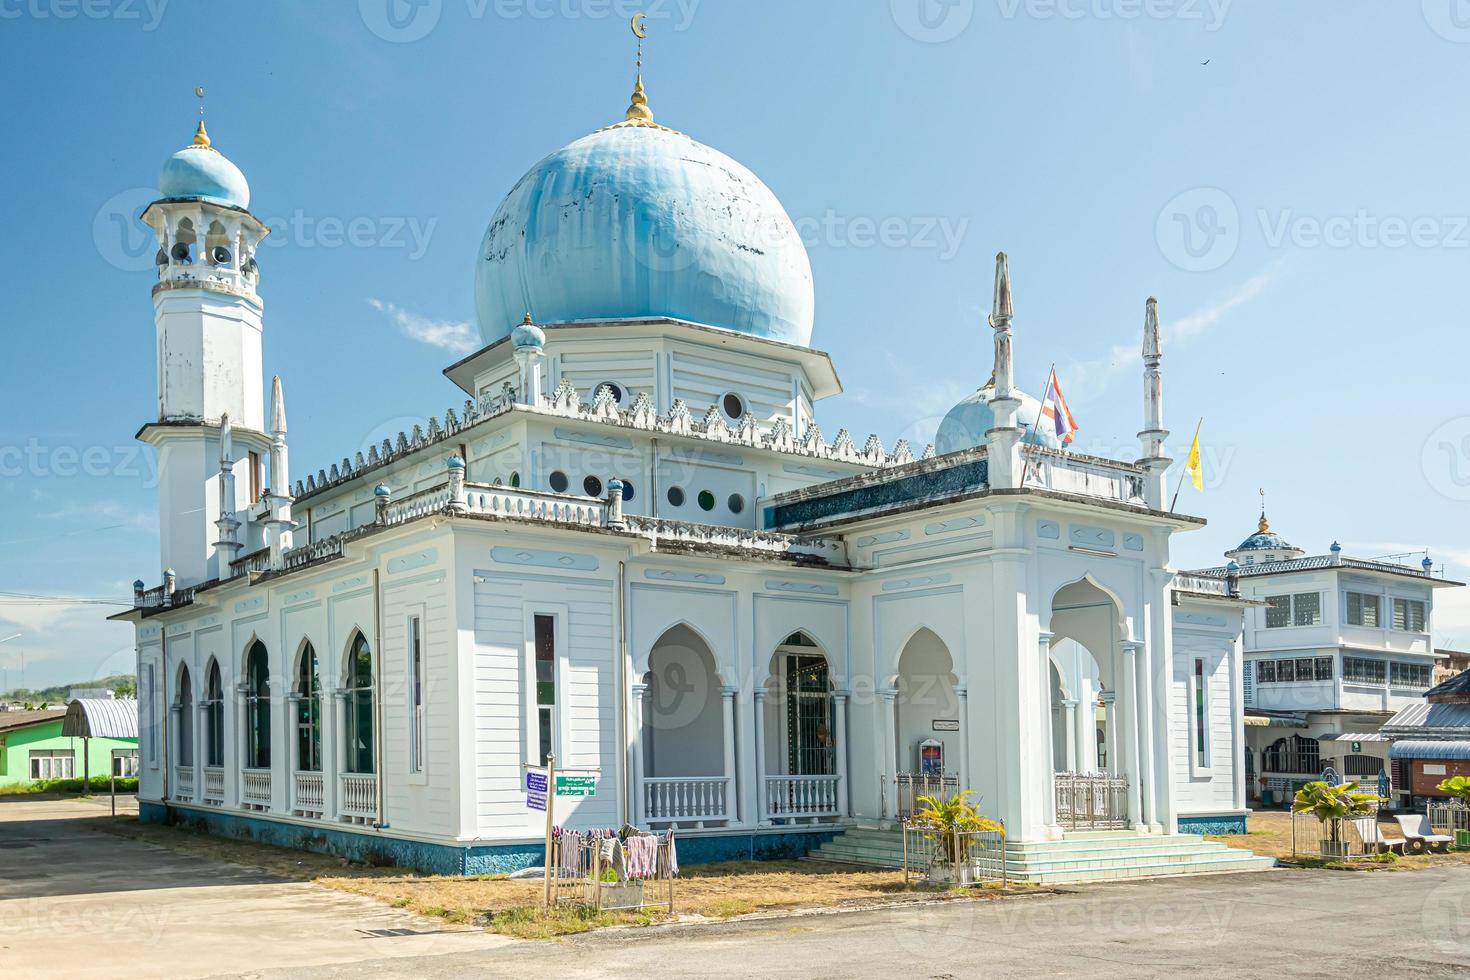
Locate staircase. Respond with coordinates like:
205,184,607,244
805,827,1274,884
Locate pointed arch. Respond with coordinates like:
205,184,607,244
293,638,323,773
1045,573,1129,642
765,631,838,777
243,639,271,769
638,618,728,685
203,657,225,768
342,629,374,774
174,662,194,768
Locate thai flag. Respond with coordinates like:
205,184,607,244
1039,367,1079,446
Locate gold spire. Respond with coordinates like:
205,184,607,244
523,312,534,325
192,119,211,148
624,73,654,123
1257,487,1269,532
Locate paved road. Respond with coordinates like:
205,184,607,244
253,864,1470,979
0,796,508,979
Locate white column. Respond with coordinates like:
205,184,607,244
834,692,851,818
1131,640,1159,833
630,684,647,826
1061,699,1079,772
753,690,769,825
1229,639,1247,813
1102,691,1118,774
331,689,348,818
1120,643,1144,831
1038,631,1060,836
195,700,208,787
880,689,898,822
955,686,969,795
721,686,738,824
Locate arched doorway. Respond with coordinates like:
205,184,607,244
890,627,960,819
637,625,733,828
338,630,377,824
241,640,272,810
173,664,194,801
760,632,845,823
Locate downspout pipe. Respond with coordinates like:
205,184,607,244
373,566,387,829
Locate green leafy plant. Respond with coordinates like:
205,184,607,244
911,791,1004,865
1292,780,1382,845
1436,775,1470,801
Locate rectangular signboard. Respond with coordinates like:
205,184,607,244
556,774,598,797
932,719,960,732
525,770,549,794
526,790,547,812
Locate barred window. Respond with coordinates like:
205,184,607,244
1258,660,1276,683
1292,593,1322,626
1346,592,1380,628
1316,656,1334,681
1390,662,1432,689
1393,598,1427,632
1265,595,1292,629
1343,656,1387,685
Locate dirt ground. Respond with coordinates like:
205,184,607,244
94,818,1013,938
1208,808,1470,870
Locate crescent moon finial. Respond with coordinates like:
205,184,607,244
631,12,647,39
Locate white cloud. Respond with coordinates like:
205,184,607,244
1065,263,1283,403
34,499,157,533
368,299,478,355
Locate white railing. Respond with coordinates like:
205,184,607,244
241,768,272,807
624,515,848,564
895,772,960,820
173,765,195,801
339,773,377,820
293,770,325,814
462,484,606,526
1055,772,1130,830
1173,573,1233,597
382,486,454,524
643,776,730,824
1022,446,1147,506
202,766,225,804
765,774,842,820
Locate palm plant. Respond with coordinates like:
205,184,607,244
1291,780,1382,852
912,791,1004,866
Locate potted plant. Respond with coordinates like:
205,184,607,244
1434,775,1470,848
910,791,1004,885
1291,780,1382,860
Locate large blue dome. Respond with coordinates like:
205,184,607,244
475,123,815,347
934,384,1063,455
158,125,249,210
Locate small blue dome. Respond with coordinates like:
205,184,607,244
475,123,814,347
1236,531,1292,551
934,385,1063,455
446,456,465,470
511,318,546,349
159,130,249,210
373,483,392,498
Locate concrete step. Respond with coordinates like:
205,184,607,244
1015,852,1276,884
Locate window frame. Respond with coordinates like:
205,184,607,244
522,605,567,769
406,610,427,779
1343,655,1387,686
1189,656,1214,777
343,631,376,776
1392,597,1427,633
1345,591,1381,628
29,749,75,781
1263,592,1322,629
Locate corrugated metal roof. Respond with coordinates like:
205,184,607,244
1324,732,1389,742
0,709,66,733
61,699,138,739
1390,739,1470,760
1383,700,1470,736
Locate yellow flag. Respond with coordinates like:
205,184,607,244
1185,421,1203,491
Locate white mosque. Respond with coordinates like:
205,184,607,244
118,67,1273,882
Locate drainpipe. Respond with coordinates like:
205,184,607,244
372,566,386,829
161,630,170,805
617,559,629,827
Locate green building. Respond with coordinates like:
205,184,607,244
0,704,139,787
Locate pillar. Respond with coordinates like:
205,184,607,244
1038,631,1060,836
880,688,898,822
753,689,769,825
955,686,969,795
721,686,738,823
332,689,348,817
1133,638,1160,834
1061,699,1079,772
1102,691,1118,774
629,681,646,828
834,692,851,817
1120,643,1144,831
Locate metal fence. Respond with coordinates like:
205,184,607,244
1289,805,1388,860
901,821,1008,888
1055,772,1129,830
1429,800,1470,836
894,773,959,821
547,831,677,913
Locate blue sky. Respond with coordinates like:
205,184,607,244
4,1,1470,689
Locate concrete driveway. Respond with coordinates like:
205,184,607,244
0,796,508,979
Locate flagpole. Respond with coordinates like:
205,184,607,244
1169,417,1204,512
1018,363,1056,489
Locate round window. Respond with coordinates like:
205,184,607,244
549,471,569,493
583,475,603,498
667,486,686,507
597,382,624,404
698,490,717,512
509,471,520,488
721,392,745,421
728,493,745,514
620,481,635,502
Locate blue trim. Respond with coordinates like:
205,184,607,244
765,458,988,529
1178,813,1248,835
138,803,837,876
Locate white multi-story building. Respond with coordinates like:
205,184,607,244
1190,515,1460,805
114,71,1271,881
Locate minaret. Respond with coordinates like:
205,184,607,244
1137,297,1171,509
137,107,271,586
213,412,243,573
264,376,294,570
511,314,546,406
985,252,1024,489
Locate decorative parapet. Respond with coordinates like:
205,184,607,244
1172,573,1233,598
289,385,930,506
1021,445,1146,506
623,515,847,565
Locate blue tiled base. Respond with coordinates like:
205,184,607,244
138,802,836,876
1178,813,1248,835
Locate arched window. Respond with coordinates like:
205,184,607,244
204,661,224,767
780,633,834,776
244,641,271,769
175,665,194,767
295,643,321,773
344,632,374,775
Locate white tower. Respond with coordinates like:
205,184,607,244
137,117,271,586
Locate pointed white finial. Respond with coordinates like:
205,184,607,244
219,411,234,465
1143,296,1161,362
989,251,1013,327
269,375,287,435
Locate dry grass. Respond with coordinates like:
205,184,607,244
1206,808,1470,871
89,817,1014,938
